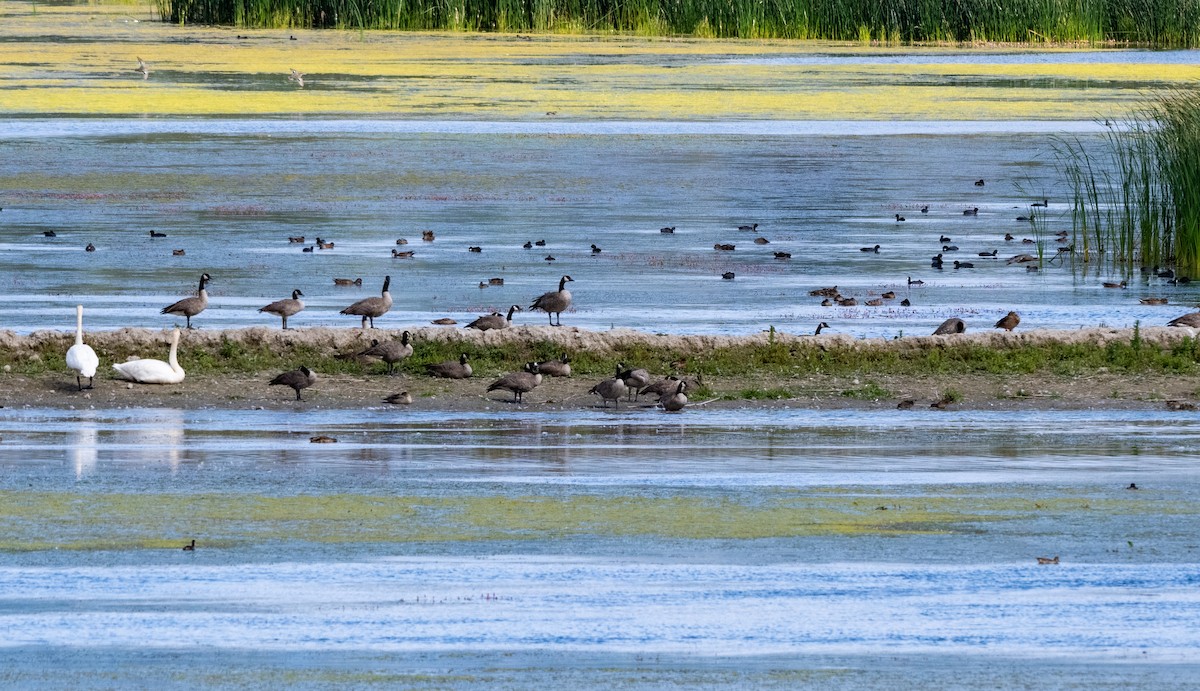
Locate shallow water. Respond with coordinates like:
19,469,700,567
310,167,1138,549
3,121,1194,337
1,406,1198,687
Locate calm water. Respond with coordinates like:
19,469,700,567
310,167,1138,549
1,407,1199,687
3,119,1193,337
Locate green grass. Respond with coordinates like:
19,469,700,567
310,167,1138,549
153,0,1200,47
840,381,892,399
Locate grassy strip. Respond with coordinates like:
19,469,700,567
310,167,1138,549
7,328,1200,381
155,0,1200,47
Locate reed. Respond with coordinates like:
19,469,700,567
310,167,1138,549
1055,90,1200,277
154,0,1200,46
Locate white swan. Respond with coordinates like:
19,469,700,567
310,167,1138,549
112,328,185,384
65,304,99,391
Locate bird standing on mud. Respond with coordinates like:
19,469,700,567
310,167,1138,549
530,275,573,326
487,361,542,403
357,330,413,375
270,365,316,400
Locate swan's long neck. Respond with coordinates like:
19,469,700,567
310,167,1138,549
75,307,84,346
168,331,180,370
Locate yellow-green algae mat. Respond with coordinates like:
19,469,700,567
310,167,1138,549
0,489,1166,550
3,3,1200,120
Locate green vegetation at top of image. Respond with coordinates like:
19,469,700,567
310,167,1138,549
1055,89,1200,277
153,0,1200,47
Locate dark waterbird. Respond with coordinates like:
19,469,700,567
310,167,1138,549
270,365,316,401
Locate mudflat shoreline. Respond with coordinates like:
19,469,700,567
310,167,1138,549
2,325,1198,411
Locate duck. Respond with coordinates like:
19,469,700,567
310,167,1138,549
43,230,57,237
963,207,979,216
737,223,758,231
172,249,185,256
523,241,533,249
395,238,408,245
978,250,997,257
618,363,650,400
838,297,858,306
149,230,167,238
894,214,905,222
753,237,770,244
258,289,305,329
270,365,316,400
1004,233,1015,241
182,539,195,551
820,298,833,307
422,230,436,241
468,246,482,253
589,365,628,408
638,376,681,398
896,399,915,409
901,298,911,306
340,275,392,328
65,305,99,391
1156,267,1175,279
939,235,952,243
288,68,305,87
288,236,306,243
591,244,602,253
942,244,959,252
112,328,185,384
302,246,314,253
931,395,955,409
385,391,413,405
1140,297,1168,305
1166,400,1197,411
865,297,883,306
881,291,895,299
932,317,966,335
431,317,458,325
810,286,839,297
920,205,929,213
309,436,337,443
85,243,96,252
358,331,413,375
1168,312,1200,328
974,179,985,186
488,278,504,285
714,243,735,251
136,57,149,80
333,277,362,286
994,311,1021,331
721,272,735,280
1031,198,1049,207
467,305,521,331
544,255,556,262
1006,254,1037,265
953,261,974,269
537,354,572,378
1022,238,1036,244
774,251,791,259
160,273,210,329
814,321,830,335
660,380,688,412
860,244,881,253
1016,216,1031,222
907,276,924,286
529,275,573,326
660,226,675,234
487,361,542,403
316,239,334,249
1102,280,1128,289
392,249,415,258
533,239,546,246
426,353,472,379
1036,556,1060,565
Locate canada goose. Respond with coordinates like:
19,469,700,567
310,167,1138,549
488,278,504,285
978,250,997,257
392,249,415,258
43,230,57,237
963,207,979,216
619,363,650,400
774,251,791,259
1102,280,1127,289
358,331,413,374
487,361,542,403
258,289,305,329
589,365,628,408
385,391,413,405
754,237,770,244
721,272,735,280
270,365,316,400
85,243,95,252
149,230,166,238
639,376,680,398
900,298,911,306
815,321,830,335
537,354,572,378
1007,254,1037,264
953,261,974,269
530,275,573,326
172,249,185,256
468,246,482,253
426,353,472,379
894,214,905,222
907,276,924,286
1168,312,1200,328
161,273,210,329
340,275,392,328
431,317,458,325
65,305,99,391
1022,238,1035,244
523,241,533,249
288,68,304,87
737,223,758,231
860,244,881,253
920,205,929,213
942,244,959,252
467,304,521,331
288,236,306,243
896,399,915,409
182,540,195,551
881,291,896,299
938,235,952,243
478,282,487,289
660,380,688,412
714,243,735,251
1036,556,1060,565
333,278,362,286
810,286,839,297
112,328,185,384
974,179,985,186
994,311,1021,331
136,57,149,79
591,244,602,253
534,239,546,246
932,317,966,335
660,226,675,234
865,298,883,306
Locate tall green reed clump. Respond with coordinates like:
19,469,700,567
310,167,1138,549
155,0,1200,46
1055,90,1200,277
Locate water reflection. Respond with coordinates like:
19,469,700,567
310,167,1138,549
114,409,186,472
69,415,97,480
